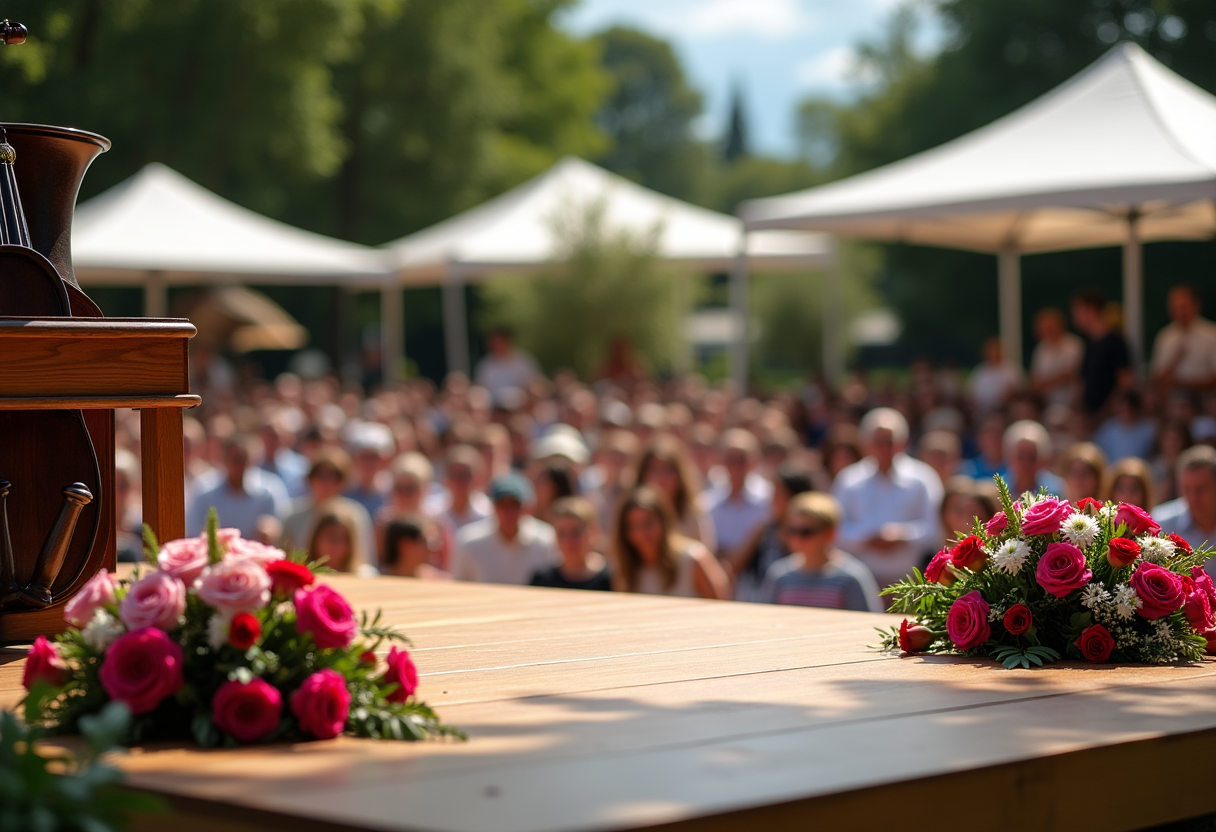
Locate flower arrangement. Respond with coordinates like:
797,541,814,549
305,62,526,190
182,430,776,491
22,512,461,745
881,479,1216,668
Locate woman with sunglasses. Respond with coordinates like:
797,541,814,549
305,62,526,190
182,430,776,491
761,492,882,612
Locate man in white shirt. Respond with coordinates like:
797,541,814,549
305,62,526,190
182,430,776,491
474,328,540,403
705,429,770,559
454,474,558,585
968,337,1021,414
1029,307,1083,408
187,435,290,538
832,408,943,589
1154,445,1216,580
1152,284,1216,392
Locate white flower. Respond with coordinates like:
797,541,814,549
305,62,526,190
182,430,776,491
81,610,124,652
992,539,1030,575
206,614,230,650
1061,513,1100,548
1155,619,1173,641
1137,536,1176,564
1112,584,1141,620
1081,582,1111,611
988,604,1005,622
1099,505,1114,519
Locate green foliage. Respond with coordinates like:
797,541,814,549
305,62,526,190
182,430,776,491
479,198,682,378
205,508,223,564
992,644,1060,669
0,702,166,832
140,525,159,568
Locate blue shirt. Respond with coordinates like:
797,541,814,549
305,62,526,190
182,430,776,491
1153,498,1216,580
761,550,883,613
1094,418,1157,462
186,468,290,538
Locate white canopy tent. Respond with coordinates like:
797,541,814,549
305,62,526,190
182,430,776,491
741,43,1216,370
381,156,835,384
72,163,389,317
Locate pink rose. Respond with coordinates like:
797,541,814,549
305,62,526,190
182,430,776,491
1035,542,1092,598
983,512,1008,535
212,678,283,743
1076,624,1116,662
1114,503,1160,537
98,627,185,715
157,537,210,585
119,570,186,631
64,569,117,628
290,669,351,739
1130,562,1185,620
225,537,287,565
946,591,991,651
23,636,69,690
294,585,357,649
1020,497,1072,536
949,535,987,572
384,646,419,702
1181,576,1215,634
197,558,271,615
924,548,957,586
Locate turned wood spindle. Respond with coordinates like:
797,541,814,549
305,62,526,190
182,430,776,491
22,483,93,608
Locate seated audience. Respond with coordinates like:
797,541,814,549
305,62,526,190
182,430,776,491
968,337,1021,414
761,491,882,613
1060,442,1107,503
382,516,450,580
959,413,1006,482
1105,457,1155,509
530,496,611,591
187,434,290,538
1072,288,1132,415
345,421,395,516
728,463,816,603
1154,446,1216,574
611,486,730,599
917,430,963,487
307,503,377,576
1003,420,1065,497
934,477,998,561
634,434,716,550
1029,307,1083,408
453,474,558,585
1151,419,1192,505
532,461,578,525
282,448,376,568
1152,284,1216,394
1093,390,1157,462
435,444,493,530
705,429,770,559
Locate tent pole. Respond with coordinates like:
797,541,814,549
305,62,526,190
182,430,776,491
144,270,167,317
822,238,844,388
1123,210,1143,375
442,265,470,378
997,250,1022,369
381,282,404,384
728,237,750,391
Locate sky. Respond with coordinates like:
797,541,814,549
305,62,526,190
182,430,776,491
558,0,942,159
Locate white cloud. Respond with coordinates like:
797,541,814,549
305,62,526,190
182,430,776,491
795,46,856,89
646,0,815,40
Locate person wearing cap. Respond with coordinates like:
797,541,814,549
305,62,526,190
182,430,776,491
453,473,559,585
345,422,395,517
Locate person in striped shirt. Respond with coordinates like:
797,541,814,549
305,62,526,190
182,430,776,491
761,492,882,613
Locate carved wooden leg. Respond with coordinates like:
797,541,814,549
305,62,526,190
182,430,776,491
140,408,186,544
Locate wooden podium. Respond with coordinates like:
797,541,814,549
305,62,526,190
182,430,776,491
0,316,197,643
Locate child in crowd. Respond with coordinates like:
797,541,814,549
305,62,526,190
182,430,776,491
530,497,611,591
762,492,882,613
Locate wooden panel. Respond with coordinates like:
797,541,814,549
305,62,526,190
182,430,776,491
140,408,186,543
3,577,1216,832
0,395,199,410
0,334,188,397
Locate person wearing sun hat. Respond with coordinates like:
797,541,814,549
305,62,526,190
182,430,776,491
452,473,558,585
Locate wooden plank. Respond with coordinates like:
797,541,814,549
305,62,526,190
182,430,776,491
0,395,200,409
140,407,186,543
0,334,189,396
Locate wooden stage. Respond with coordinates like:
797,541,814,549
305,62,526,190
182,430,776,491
4,574,1216,831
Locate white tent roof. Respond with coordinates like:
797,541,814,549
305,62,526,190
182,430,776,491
384,156,833,284
741,43,1216,254
72,163,388,285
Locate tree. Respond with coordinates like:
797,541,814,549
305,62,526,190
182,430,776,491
592,26,707,202
478,199,682,379
722,84,748,164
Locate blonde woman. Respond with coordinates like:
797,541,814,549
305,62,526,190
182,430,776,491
611,486,729,599
1105,457,1155,510
307,501,378,576
633,435,716,551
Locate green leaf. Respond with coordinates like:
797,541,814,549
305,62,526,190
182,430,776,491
78,702,131,757
206,507,223,563
141,524,160,566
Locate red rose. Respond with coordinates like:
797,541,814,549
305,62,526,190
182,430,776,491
1003,603,1032,636
1106,538,1141,568
897,619,934,653
229,612,262,651
1168,534,1194,555
1206,630,1216,656
984,511,1008,535
212,678,282,743
924,547,957,586
1130,562,1185,620
1181,576,1215,634
1075,497,1103,515
949,535,987,572
360,651,377,666
1192,567,1216,611
1114,503,1160,537
1035,542,1092,598
1076,624,1116,662
290,669,351,740
98,628,185,715
266,560,314,598
383,645,419,702
294,585,357,650
946,591,991,652
23,636,69,690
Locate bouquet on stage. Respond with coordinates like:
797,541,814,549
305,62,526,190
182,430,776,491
21,511,460,745
882,478,1216,668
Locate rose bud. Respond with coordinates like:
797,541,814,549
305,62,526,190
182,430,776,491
1106,537,1141,568
1075,497,1103,515
898,619,934,653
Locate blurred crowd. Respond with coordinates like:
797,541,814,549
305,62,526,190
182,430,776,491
109,284,1216,612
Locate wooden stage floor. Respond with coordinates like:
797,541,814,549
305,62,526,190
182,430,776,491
4,574,1216,831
